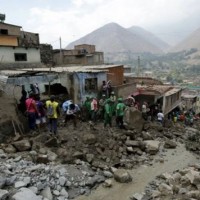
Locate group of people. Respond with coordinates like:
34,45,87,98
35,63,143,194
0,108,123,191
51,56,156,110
22,92,128,136
82,91,127,129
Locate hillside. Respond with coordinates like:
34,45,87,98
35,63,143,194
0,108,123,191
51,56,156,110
66,23,163,54
128,26,170,51
170,27,200,52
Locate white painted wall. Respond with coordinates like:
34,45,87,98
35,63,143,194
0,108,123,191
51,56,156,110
0,47,41,63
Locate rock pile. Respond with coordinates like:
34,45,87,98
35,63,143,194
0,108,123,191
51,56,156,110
0,149,107,200
130,163,200,200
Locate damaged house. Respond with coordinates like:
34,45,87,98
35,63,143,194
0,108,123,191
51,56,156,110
0,63,138,105
53,44,104,66
133,84,182,115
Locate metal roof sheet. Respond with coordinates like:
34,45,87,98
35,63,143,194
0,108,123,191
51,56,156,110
21,66,109,73
0,70,27,76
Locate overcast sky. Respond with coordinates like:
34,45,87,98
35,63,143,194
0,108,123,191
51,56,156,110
1,0,200,48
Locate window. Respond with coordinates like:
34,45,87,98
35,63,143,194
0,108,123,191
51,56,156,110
14,53,27,61
0,29,8,35
85,78,97,92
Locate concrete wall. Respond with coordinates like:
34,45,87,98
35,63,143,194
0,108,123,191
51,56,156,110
113,83,136,99
74,44,95,54
0,47,41,63
163,91,182,115
18,31,40,48
125,77,163,85
0,23,21,36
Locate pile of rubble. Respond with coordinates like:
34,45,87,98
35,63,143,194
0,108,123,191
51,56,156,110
130,163,200,200
0,148,107,200
2,120,181,171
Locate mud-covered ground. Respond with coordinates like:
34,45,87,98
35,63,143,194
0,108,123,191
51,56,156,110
1,92,200,200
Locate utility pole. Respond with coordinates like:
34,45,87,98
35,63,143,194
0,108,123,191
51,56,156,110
59,37,62,65
137,56,140,77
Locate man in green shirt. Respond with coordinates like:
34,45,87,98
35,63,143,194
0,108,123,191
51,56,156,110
104,98,112,128
116,98,126,129
83,96,91,120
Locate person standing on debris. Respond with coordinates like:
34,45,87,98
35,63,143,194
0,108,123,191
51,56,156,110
62,100,72,113
35,95,46,132
98,94,106,120
25,93,39,132
142,102,148,120
101,81,108,97
62,100,72,122
19,85,27,114
46,95,60,135
110,91,117,116
91,97,98,122
116,97,126,129
157,110,164,125
83,97,91,120
65,103,80,128
104,98,112,128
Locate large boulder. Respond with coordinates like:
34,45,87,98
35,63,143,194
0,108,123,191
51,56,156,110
11,188,42,200
12,140,31,151
114,169,132,183
144,140,160,155
124,107,144,132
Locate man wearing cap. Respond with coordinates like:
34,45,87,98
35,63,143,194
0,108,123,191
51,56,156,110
46,95,60,135
116,97,126,129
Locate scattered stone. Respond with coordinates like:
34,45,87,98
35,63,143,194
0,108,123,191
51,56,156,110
130,193,144,200
164,139,177,149
114,169,132,183
45,137,59,147
12,140,31,151
14,181,27,189
40,186,53,200
0,189,8,200
36,154,49,164
103,179,113,188
60,188,69,198
4,144,16,153
59,176,66,186
144,140,160,155
12,188,42,200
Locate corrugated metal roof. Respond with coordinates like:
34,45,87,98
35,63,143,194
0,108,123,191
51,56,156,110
0,64,121,78
0,70,27,76
21,65,109,73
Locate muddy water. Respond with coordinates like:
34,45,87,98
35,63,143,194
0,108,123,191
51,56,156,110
76,144,199,200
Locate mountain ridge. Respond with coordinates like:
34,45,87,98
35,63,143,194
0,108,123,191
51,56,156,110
66,22,167,54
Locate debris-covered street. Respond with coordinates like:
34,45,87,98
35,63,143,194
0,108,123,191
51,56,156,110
0,93,200,200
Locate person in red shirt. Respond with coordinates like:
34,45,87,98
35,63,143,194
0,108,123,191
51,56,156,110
25,93,39,131
91,97,98,122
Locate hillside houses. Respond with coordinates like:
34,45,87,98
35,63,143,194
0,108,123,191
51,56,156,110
0,18,185,116
0,22,42,69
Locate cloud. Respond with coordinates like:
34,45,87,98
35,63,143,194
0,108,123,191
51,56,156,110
22,0,200,48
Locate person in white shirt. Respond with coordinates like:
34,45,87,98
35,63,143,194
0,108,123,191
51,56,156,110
157,110,164,124
65,104,80,128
